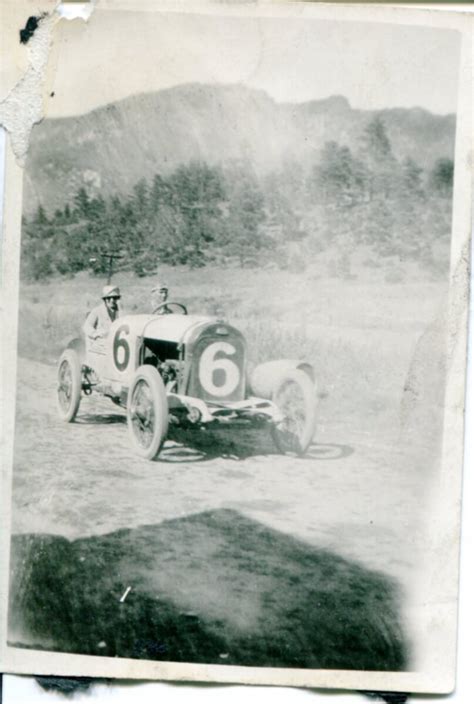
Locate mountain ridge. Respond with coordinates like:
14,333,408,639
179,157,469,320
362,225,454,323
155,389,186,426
24,83,456,217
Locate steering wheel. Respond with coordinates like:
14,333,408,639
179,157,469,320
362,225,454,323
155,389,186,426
153,301,188,315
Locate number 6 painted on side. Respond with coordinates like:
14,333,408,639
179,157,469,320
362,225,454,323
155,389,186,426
113,324,130,371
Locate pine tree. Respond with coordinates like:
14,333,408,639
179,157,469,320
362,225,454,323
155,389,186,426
311,141,367,207
358,117,397,201
429,158,454,197
221,166,267,267
34,204,49,225
73,187,91,219
169,162,226,266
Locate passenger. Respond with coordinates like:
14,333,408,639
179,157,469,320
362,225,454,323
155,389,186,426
151,282,172,314
83,285,122,342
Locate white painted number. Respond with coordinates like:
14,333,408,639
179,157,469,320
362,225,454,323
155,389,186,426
113,325,131,372
199,342,240,397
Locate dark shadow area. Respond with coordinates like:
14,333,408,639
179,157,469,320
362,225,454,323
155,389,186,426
75,413,127,426
9,509,408,671
162,425,264,462
158,441,208,463
69,405,354,463
164,425,355,464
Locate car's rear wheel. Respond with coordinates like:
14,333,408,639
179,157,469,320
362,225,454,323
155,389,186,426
271,369,316,455
57,349,82,422
127,365,169,460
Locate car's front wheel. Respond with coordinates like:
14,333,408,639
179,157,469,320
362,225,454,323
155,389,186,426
57,349,82,422
127,365,169,460
271,369,316,456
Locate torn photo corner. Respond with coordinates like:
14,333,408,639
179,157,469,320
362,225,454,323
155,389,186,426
0,0,472,694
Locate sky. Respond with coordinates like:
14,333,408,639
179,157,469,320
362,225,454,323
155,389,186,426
48,7,461,117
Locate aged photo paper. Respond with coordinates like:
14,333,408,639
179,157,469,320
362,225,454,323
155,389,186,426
1,0,472,695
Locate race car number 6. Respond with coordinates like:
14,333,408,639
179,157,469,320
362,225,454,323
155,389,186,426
199,342,239,396
113,324,131,371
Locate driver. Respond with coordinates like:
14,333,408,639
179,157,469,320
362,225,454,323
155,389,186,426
83,285,122,344
151,282,172,315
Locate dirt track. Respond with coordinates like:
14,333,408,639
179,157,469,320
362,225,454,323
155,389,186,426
12,356,429,591
9,272,452,671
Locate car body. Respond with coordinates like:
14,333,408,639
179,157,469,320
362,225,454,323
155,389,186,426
57,303,317,459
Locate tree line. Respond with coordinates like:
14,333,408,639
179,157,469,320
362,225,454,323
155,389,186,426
21,117,454,281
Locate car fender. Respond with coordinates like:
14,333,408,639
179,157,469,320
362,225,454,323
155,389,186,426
249,359,315,399
63,336,86,364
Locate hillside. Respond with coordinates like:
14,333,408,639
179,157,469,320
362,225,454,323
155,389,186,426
24,83,455,217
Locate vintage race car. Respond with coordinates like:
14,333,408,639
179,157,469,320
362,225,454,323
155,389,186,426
57,301,317,460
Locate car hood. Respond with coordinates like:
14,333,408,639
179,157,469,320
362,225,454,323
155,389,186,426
120,313,215,345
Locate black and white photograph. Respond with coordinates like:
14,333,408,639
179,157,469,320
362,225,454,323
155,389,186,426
0,0,472,694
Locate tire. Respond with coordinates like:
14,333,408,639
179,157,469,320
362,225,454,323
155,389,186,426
271,369,317,456
57,349,82,422
127,365,169,460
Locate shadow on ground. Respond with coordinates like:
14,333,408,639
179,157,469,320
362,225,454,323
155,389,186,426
163,426,354,463
70,406,355,462
9,509,408,671
76,413,127,426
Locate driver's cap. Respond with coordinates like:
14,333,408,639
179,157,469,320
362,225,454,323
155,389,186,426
151,282,168,292
102,285,121,299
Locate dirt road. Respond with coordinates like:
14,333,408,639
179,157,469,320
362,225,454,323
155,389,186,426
8,273,451,670
9,347,448,670
12,356,429,590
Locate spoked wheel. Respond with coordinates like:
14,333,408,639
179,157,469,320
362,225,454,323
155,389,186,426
57,349,82,422
271,370,316,456
127,365,169,460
